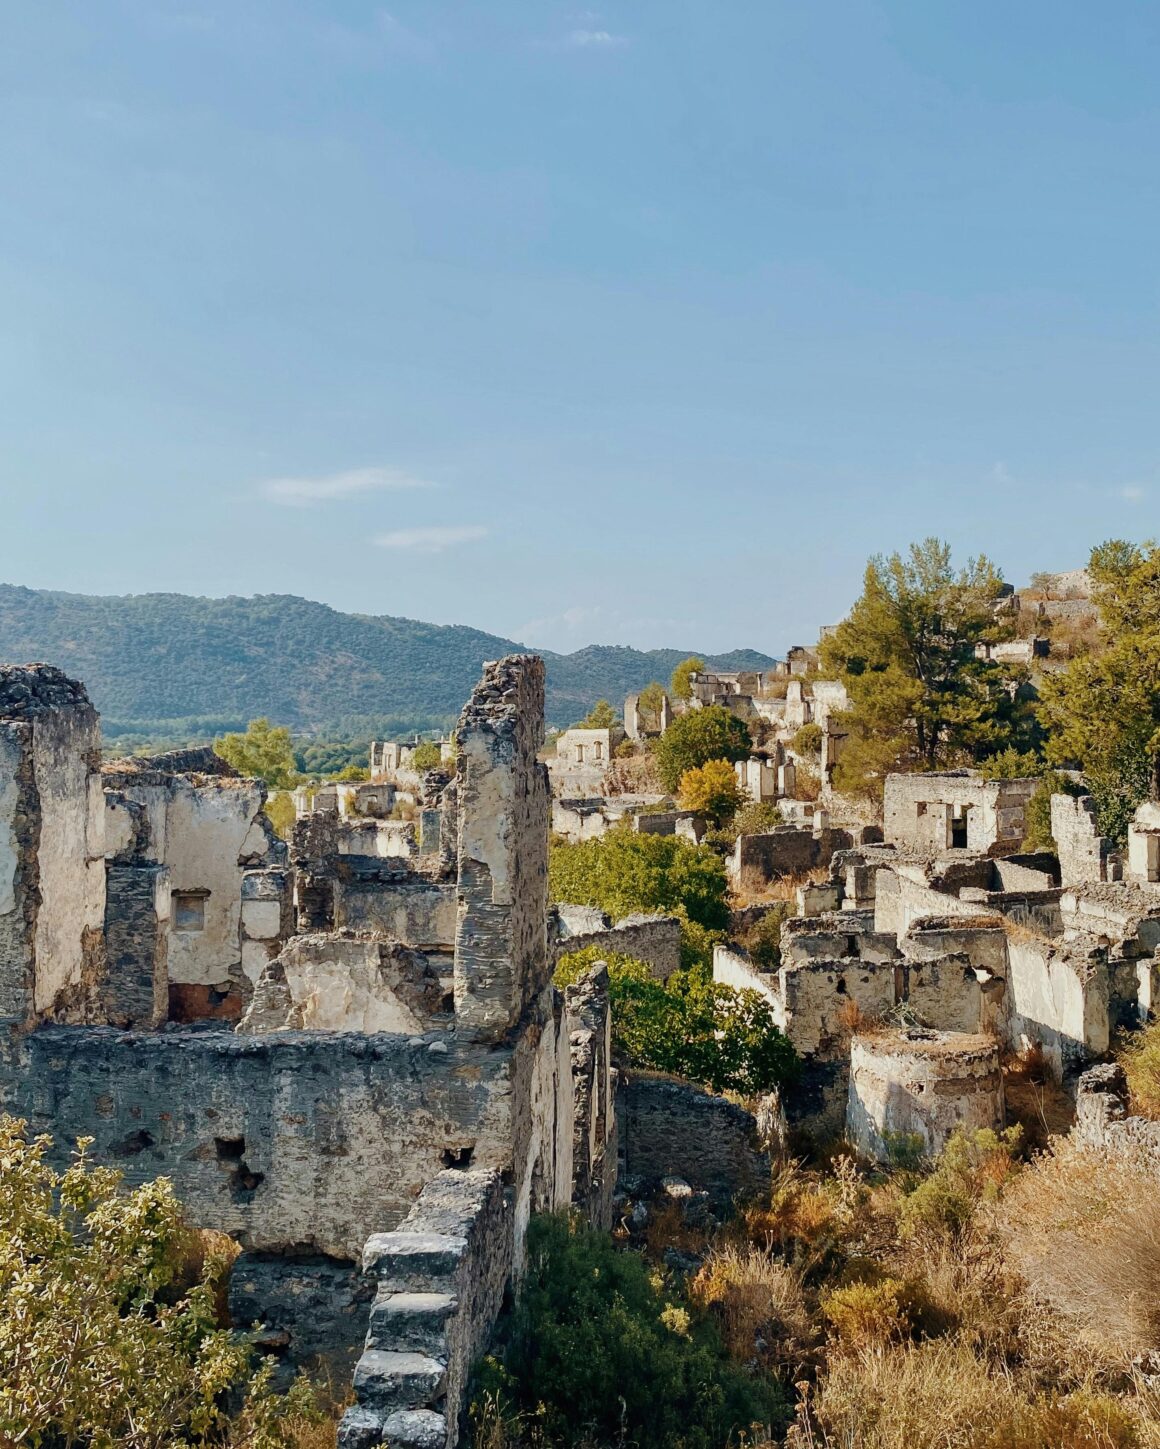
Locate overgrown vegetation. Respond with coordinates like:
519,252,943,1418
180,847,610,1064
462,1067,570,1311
470,1213,785,1449
652,706,752,794
0,1117,326,1449
555,948,798,1095
548,826,730,968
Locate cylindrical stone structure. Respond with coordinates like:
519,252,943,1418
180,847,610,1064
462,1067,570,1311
846,1028,1004,1162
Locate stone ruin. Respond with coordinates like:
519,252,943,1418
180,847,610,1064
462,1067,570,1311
715,765,1160,1157
0,658,615,1448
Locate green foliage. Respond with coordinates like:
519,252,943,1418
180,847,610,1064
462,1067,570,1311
1038,540,1160,843
653,706,752,793
731,800,784,839
262,791,297,842
636,680,669,733
556,950,798,1095
472,1213,785,1449
901,1125,1023,1239
0,1116,320,1449
332,763,370,781
977,746,1043,780
1022,770,1084,852
549,827,730,935
791,722,823,756
819,539,1034,798
740,903,791,972
576,699,618,729
677,758,748,825
1120,1020,1160,1119
409,740,444,771
214,718,299,789
671,656,707,702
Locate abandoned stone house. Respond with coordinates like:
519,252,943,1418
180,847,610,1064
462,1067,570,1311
0,657,678,1449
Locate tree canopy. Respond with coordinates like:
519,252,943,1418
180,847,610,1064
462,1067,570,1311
1037,539,1160,841
576,699,619,729
677,758,748,825
635,681,668,733
214,718,298,789
653,705,751,793
819,538,1033,798
670,656,707,702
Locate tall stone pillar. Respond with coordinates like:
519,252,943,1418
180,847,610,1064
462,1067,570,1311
453,656,550,1042
0,665,106,1024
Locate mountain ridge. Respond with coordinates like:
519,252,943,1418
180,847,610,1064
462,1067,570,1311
0,583,778,730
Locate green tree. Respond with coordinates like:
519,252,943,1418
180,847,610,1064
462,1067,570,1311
556,949,798,1098
819,538,1030,798
577,699,618,729
677,758,748,825
214,718,298,789
410,740,444,770
670,655,707,702
791,722,823,756
1038,540,1160,842
262,790,297,841
636,680,669,733
0,1117,319,1449
549,829,730,934
333,763,370,781
474,1214,785,1449
653,705,751,793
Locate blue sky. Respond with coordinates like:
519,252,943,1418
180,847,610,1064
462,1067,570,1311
1,2,1157,655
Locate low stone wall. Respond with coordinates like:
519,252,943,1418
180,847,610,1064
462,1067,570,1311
341,1169,512,1449
0,1025,509,1258
551,911,682,981
1074,1062,1160,1167
731,827,852,891
618,1073,769,1208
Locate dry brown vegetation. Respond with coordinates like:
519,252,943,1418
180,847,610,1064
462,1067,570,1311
635,1125,1160,1449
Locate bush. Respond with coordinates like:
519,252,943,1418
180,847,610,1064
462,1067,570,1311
409,740,444,770
549,827,731,941
555,950,798,1095
791,723,823,757
262,791,297,842
653,707,752,793
821,1279,908,1354
740,904,791,972
1122,1019,1160,1118
1022,770,1084,851
689,1245,812,1372
0,1117,320,1449
472,1214,785,1449
901,1127,1022,1239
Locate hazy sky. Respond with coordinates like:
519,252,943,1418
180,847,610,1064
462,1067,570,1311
2,2,1157,655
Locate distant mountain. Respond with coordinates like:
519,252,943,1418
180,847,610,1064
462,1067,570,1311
0,585,777,731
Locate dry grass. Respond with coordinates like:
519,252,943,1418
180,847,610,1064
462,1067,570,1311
690,1245,814,1372
1000,1137,1160,1360
740,868,828,907
1121,1021,1160,1120
1002,1047,1074,1151
787,1338,1159,1449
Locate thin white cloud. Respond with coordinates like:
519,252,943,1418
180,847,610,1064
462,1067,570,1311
1121,485,1147,503
564,28,628,47
989,461,1014,486
260,467,432,508
374,525,488,553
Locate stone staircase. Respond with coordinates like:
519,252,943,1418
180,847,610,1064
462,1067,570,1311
338,1172,510,1449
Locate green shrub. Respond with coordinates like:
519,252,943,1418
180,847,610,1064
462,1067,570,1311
472,1214,785,1449
0,1117,320,1449
901,1126,1023,1239
410,740,444,770
791,723,823,757
548,827,731,960
740,904,791,972
555,950,797,1095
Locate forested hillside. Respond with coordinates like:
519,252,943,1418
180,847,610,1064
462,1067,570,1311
0,584,775,731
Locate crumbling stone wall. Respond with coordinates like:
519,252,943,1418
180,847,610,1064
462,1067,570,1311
0,665,106,1024
730,825,852,892
0,1025,511,1259
550,908,682,981
1051,793,1115,886
884,771,1036,855
102,863,169,1027
1074,1062,1160,1166
619,1073,769,1209
454,656,550,1041
565,964,616,1229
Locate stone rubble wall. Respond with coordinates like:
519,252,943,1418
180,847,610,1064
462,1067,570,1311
564,964,617,1229
1074,1062,1160,1167
550,908,682,981
618,1072,769,1209
341,1169,513,1449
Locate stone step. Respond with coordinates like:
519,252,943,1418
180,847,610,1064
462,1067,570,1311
383,1408,449,1449
352,1348,447,1414
366,1290,458,1354
336,1406,387,1449
362,1231,467,1291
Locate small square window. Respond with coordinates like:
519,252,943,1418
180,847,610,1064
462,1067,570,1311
174,893,207,932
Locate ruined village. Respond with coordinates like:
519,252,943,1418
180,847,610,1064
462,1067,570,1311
6,547,1160,1449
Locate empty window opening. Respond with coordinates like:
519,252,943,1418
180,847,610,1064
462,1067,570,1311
174,891,208,932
